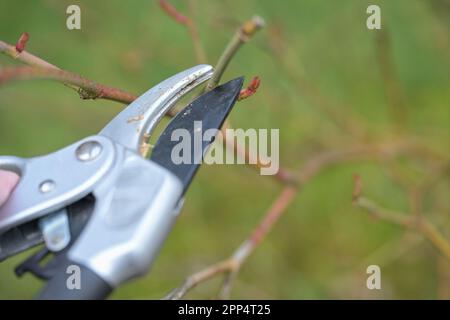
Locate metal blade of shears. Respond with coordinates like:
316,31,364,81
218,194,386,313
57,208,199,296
150,77,244,194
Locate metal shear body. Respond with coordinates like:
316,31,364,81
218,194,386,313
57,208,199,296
0,65,243,299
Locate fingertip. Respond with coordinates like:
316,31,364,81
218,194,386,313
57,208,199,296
0,170,20,205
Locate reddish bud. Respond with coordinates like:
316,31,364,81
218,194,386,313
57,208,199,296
238,76,261,101
15,32,29,53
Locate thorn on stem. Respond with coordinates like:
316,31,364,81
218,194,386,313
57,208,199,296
238,76,261,101
15,32,29,53
159,0,189,25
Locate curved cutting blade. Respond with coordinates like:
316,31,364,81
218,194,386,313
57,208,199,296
99,65,213,152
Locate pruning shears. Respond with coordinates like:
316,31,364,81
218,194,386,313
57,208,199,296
0,64,243,299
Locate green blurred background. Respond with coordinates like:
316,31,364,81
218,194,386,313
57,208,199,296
0,0,449,299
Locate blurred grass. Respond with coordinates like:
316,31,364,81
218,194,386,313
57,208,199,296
0,0,449,299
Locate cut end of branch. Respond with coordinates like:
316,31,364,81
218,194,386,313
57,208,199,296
159,0,189,25
241,15,266,38
15,32,29,53
238,76,261,101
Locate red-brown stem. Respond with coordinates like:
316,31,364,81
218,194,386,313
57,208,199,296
1,39,138,104
0,66,137,104
159,0,206,63
0,39,61,69
158,0,189,25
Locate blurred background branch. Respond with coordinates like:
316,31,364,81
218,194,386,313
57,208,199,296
159,0,207,63
353,174,450,262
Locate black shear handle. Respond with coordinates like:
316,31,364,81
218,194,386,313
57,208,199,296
37,258,112,300
37,195,112,299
